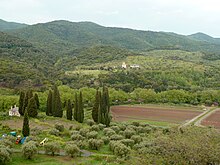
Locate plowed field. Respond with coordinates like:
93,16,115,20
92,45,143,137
111,106,202,123
201,110,220,128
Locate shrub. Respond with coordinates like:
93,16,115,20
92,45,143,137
4,136,16,143
31,127,41,136
55,124,64,132
114,143,130,158
79,128,89,137
49,129,60,136
98,123,106,130
126,125,138,131
76,140,88,149
71,130,80,135
121,139,135,148
88,139,104,150
22,141,38,159
71,134,85,141
65,143,80,158
118,124,126,131
101,136,110,145
132,121,140,127
86,131,98,139
90,125,100,132
136,126,152,134
110,126,120,133
75,125,82,131
44,142,60,156
86,119,95,126
118,131,124,136
0,145,11,165
131,135,142,144
124,129,136,139
0,139,13,148
103,128,116,137
110,134,124,141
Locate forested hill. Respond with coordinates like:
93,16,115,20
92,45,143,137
9,20,220,55
0,19,27,31
188,32,220,45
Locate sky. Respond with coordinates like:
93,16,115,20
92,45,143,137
0,0,220,37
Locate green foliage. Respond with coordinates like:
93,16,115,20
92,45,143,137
110,134,124,141
22,109,30,137
18,91,25,115
27,97,38,118
65,142,80,158
124,128,136,139
131,135,143,144
92,89,100,123
22,141,37,159
66,99,72,120
44,142,60,156
86,131,98,139
52,85,63,117
78,91,84,123
120,139,135,148
88,139,104,150
54,123,64,132
90,125,100,131
0,145,12,165
46,90,53,116
86,119,95,126
71,134,85,141
101,136,110,145
34,93,40,109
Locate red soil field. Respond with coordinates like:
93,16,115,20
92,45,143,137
201,110,220,129
111,106,202,123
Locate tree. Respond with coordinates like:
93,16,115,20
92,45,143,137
66,99,72,120
22,90,33,115
18,91,25,116
74,93,78,121
100,87,111,126
52,85,63,117
22,141,37,159
92,89,100,123
27,97,38,118
34,93,40,109
65,143,80,158
46,90,53,116
44,142,60,156
22,109,30,137
78,91,84,123
0,146,11,165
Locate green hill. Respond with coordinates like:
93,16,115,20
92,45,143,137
188,32,220,45
0,19,27,31
11,20,220,56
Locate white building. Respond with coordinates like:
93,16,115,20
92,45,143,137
9,105,20,117
122,62,127,69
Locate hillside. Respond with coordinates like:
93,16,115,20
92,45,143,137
188,32,220,45
10,20,220,56
0,32,55,88
0,19,27,31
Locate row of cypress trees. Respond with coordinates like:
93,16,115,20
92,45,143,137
19,90,39,118
92,87,111,127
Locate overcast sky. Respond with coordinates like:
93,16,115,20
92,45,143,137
1,0,220,37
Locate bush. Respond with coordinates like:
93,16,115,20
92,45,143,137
0,145,11,165
86,119,95,126
121,139,135,148
71,134,85,141
65,142,80,158
86,131,98,139
136,126,152,134
4,135,16,143
118,124,126,131
101,136,110,145
114,143,130,158
103,128,116,137
49,129,60,136
0,139,13,148
75,140,88,149
131,135,142,144
110,126,120,133
118,131,124,136
98,123,106,130
132,121,140,127
79,128,90,137
88,139,104,150
22,141,38,159
90,125,100,131
44,142,60,156
124,129,136,139
110,134,124,141
71,130,80,135
31,127,41,136
75,125,82,131
126,125,138,131
55,124,64,132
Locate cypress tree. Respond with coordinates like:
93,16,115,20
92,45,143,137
74,93,78,121
92,89,100,123
34,93,40,109
78,91,84,123
46,90,53,116
22,109,30,137
52,85,63,117
19,91,25,116
97,91,102,123
100,87,111,126
22,90,33,114
66,99,72,120
27,97,38,118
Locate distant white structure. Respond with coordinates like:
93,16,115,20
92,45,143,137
9,105,20,117
122,62,127,69
130,64,140,69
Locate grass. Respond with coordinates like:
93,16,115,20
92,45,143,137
65,70,108,78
